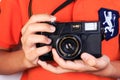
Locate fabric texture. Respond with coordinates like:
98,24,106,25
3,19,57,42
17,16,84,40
0,0,119,80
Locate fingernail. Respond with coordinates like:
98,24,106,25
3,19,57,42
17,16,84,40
81,53,89,60
50,16,56,22
47,38,52,44
50,26,56,32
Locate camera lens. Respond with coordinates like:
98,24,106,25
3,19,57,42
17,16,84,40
56,34,82,60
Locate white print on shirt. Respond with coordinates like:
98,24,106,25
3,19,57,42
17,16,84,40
103,11,116,36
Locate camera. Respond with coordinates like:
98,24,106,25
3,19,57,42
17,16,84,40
37,21,102,61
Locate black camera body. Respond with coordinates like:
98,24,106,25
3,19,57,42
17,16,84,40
37,21,102,61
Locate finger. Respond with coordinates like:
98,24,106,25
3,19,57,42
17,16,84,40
81,53,110,70
28,14,56,24
73,60,97,71
36,46,52,57
22,23,56,35
25,46,52,62
52,49,89,71
52,48,68,67
21,34,52,49
38,60,74,74
22,14,56,34
81,53,97,67
95,55,110,69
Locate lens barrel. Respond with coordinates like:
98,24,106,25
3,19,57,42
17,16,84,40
56,34,82,60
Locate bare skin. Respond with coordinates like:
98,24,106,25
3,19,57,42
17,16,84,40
0,14,120,78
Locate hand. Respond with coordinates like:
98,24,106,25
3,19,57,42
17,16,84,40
21,14,56,68
38,48,110,75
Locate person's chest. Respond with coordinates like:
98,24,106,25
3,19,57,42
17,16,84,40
31,0,120,22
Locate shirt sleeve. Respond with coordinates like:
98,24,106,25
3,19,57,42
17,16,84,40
0,0,23,48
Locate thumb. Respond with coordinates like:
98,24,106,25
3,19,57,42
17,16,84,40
81,53,110,69
81,52,97,66
95,55,110,69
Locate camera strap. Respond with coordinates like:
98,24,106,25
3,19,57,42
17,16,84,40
28,0,75,17
28,0,32,17
51,0,75,15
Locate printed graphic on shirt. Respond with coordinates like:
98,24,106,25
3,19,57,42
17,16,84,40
98,8,119,40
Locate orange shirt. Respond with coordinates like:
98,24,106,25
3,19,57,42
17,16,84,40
0,0,120,80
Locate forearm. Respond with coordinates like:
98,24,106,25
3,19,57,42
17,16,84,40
0,50,29,75
110,61,120,78
92,61,120,78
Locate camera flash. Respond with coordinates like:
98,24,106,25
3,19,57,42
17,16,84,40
84,22,97,31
